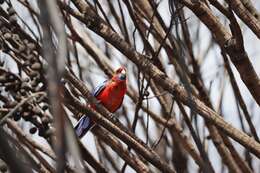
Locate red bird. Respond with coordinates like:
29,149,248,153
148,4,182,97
75,67,127,138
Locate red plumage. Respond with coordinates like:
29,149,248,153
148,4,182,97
97,77,127,112
75,66,127,138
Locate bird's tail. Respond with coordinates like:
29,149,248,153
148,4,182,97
74,115,94,138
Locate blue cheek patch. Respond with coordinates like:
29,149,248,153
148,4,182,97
118,74,126,80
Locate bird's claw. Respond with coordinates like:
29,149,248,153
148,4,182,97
108,113,114,118
109,113,118,121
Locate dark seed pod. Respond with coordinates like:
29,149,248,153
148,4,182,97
45,128,54,137
206,135,211,140
8,7,17,24
31,79,38,87
7,74,15,82
29,127,37,134
34,75,41,83
13,93,21,101
144,90,150,97
22,111,32,121
38,127,45,137
20,89,27,96
28,70,38,78
13,85,20,93
29,57,37,64
13,112,21,121
21,82,31,91
26,54,34,61
41,103,49,111
0,60,4,67
4,86,11,92
41,116,49,124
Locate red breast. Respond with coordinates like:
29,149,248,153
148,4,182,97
96,80,126,112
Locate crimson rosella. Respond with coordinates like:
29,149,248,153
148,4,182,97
75,66,127,138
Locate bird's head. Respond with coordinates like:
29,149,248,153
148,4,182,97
112,66,127,82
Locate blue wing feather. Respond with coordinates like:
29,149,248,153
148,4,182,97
74,80,108,138
92,80,108,97
74,115,93,138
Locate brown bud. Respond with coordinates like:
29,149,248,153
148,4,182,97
13,94,21,101
27,43,36,50
31,62,41,70
0,75,7,82
7,101,17,108
30,79,38,87
27,104,33,111
18,107,23,112
32,107,41,115
22,111,32,121
45,127,55,137
22,77,30,83
18,44,26,52
21,82,31,91
26,54,34,60
41,116,50,124
23,39,28,45
9,15,17,23
3,33,11,39
28,70,38,77
8,7,15,15
23,61,31,67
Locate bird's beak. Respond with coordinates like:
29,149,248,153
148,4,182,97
121,69,126,75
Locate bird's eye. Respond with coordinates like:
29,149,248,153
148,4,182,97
116,69,121,73
116,68,124,73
